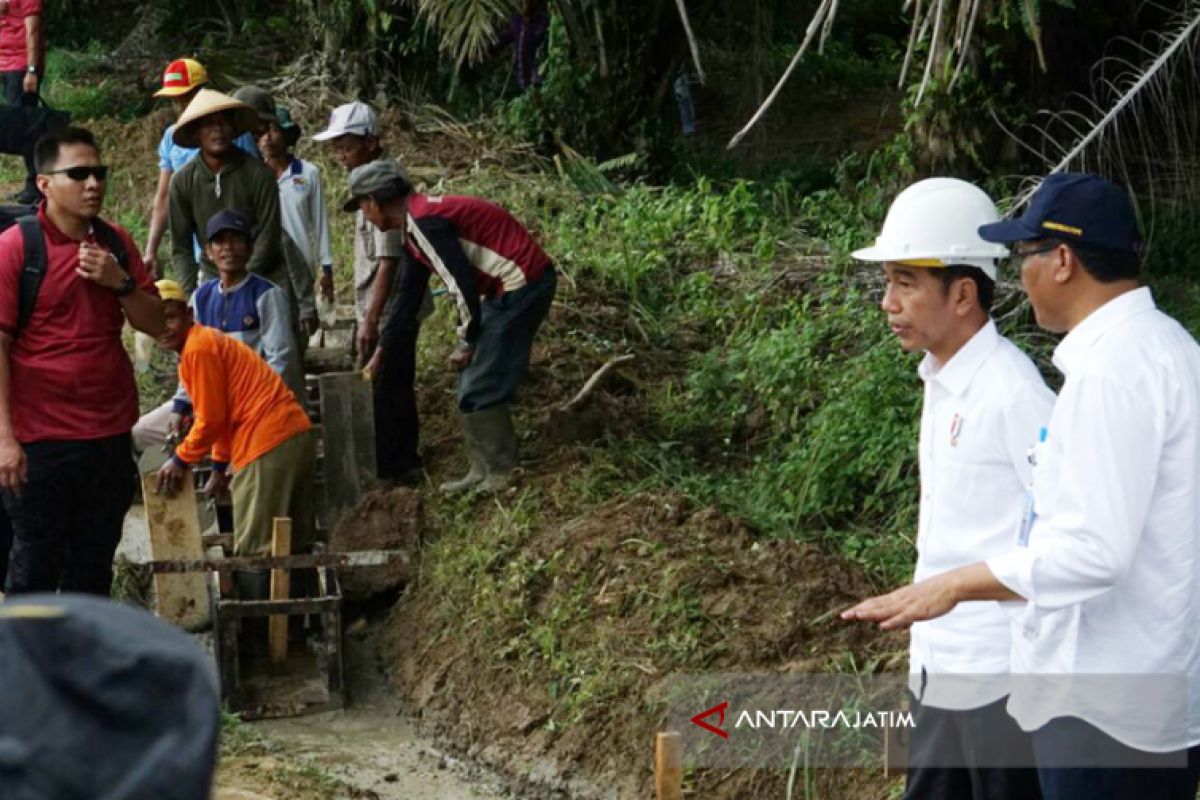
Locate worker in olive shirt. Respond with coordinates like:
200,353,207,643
347,159,556,494
154,281,314,556
167,89,287,297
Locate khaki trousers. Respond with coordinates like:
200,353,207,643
231,430,316,556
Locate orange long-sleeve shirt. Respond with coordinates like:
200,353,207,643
174,324,311,471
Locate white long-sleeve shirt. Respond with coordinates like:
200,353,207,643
277,157,333,274
910,319,1055,710
988,287,1200,752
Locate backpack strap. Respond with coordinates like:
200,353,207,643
91,217,129,272
13,216,131,340
15,216,46,339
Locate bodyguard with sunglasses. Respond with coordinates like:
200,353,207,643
0,126,163,595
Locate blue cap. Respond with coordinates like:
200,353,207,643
978,173,1141,253
205,209,254,242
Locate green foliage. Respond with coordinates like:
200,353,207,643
43,50,149,121
412,0,510,65
455,141,924,583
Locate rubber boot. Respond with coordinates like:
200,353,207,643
473,405,518,494
439,412,486,494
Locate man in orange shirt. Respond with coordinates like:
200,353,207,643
153,280,314,556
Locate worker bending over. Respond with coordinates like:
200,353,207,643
154,280,314,556
346,159,556,494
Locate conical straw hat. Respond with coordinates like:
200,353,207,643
172,88,260,149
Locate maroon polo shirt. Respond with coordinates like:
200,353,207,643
0,207,156,444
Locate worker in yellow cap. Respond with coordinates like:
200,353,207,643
144,58,209,278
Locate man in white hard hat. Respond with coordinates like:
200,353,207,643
850,178,1054,799
846,174,1200,799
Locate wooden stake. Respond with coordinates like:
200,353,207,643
268,517,292,664
655,731,683,800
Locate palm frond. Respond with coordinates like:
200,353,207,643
410,0,512,66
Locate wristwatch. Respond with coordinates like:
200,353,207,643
114,273,136,297
25,65,35,75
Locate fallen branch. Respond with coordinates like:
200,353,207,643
726,0,833,150
560,354,636,412
674,0,707,84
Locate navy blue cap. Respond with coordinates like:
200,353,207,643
205,209,254,242
978,173,1141,253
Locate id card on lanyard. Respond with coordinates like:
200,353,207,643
1017,427,1048,547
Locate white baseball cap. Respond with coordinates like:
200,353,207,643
312,101,379,141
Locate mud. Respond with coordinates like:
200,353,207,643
329,488,424,601
380,492,904,799
252,626,511,800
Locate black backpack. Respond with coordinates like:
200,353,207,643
0,97,71,158
0,206,130,338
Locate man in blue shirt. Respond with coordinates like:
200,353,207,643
144,58,207,278
133,209,304,454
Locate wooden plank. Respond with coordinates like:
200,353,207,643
141,473,210,631
148,549,403,574
655,731,683,800
216,596,341,618
202,533,234,551
269,518,292,664
318,372,376,529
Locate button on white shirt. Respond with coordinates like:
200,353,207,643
988,287,1200,751
911,319,1055,710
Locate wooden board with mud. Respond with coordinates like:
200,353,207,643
141,473,210,631
329,488,423,600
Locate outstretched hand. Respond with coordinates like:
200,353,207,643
841,563,1021,630
841,574,962,631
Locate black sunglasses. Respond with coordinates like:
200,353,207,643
46,165,110,182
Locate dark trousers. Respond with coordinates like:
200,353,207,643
374,321,422,479
459,266,556,413
0,504,10,590
1033,717,1200,800
2,434,137,596
3,70,37,192
905,694,1043,800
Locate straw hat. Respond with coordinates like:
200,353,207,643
172,89,260,149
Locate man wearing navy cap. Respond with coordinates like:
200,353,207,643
845,173,1200,798
133,209,305,456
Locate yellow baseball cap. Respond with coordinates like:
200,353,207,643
153,58,208,98
155,279,188,304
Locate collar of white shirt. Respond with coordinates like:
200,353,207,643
1052,286,1155,377
216,274,252,295
917,318,1001,397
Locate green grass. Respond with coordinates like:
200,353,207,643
43,49,148,122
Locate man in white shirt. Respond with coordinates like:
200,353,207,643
259,105,333,334
844,173,1200,798
852,177,1053,799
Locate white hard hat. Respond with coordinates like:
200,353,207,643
851,178,1009,279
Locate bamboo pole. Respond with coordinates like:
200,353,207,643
269,518,292,664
